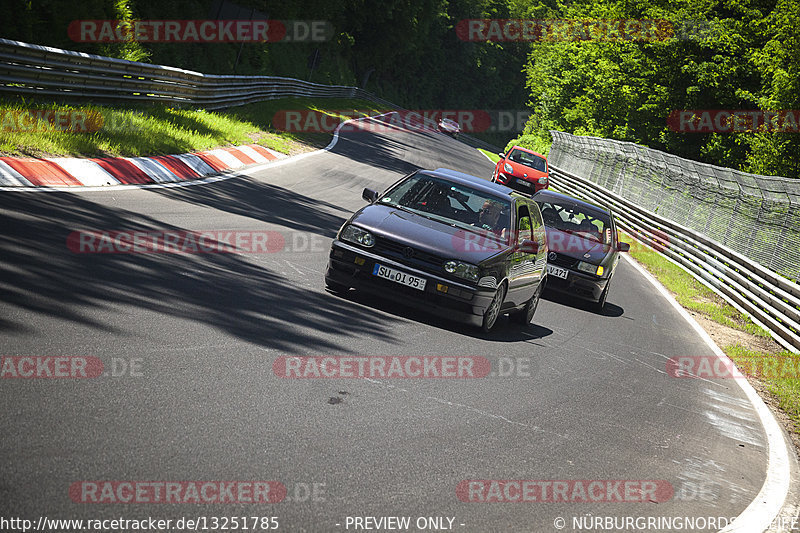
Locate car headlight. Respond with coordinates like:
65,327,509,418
504,163,513,174
538,176,548,184
444,260,480,282
577,261,603,276
341,225,375,247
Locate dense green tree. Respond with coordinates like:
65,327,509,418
516,0,799,177
3,0,798,176
743,0,800,177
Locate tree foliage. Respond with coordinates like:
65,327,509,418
3,0,799,176
517,0,799,177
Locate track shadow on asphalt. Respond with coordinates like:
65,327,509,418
0,191,399,351
329,132,422,176
327,288,554,342
542,290,625,317
146,116,496,233
330,118,496,178
146,176,352,236
146,128,457,226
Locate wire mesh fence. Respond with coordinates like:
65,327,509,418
549,131,800,282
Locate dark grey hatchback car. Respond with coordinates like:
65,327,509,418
324,168,548,331
531,189,630,311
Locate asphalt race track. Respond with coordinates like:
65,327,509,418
0,116,785,532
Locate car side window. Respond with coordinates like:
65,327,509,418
529,201,544,229
605,218,616,245
528,201,547,248
517,204,533,244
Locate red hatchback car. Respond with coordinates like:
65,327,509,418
492,145,549,195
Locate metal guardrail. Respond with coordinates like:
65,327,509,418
0,39,506,154
548,131,800,284
549,165,800,353
0,38,398,110
0,38,510,152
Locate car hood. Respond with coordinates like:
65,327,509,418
545,228,611,263
505,160,547,180
349,204,506,263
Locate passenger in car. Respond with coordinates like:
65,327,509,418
477,200,509,239
420,186,451,217
578,219,595,233
541,206,560,226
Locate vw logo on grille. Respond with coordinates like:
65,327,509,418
548,252,557,261
403,247,415,259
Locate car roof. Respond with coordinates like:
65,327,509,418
428,168,516,198
532,189,611,215
509,146,547,160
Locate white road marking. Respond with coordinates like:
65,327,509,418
623,253,797,533
0,112,397,192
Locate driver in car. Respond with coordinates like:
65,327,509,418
477,200,508,238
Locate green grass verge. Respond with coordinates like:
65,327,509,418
624,235,769,337
626,233,800,436
723,345,800,430
477,148,501,163
0,97,392,158
225,97,391,153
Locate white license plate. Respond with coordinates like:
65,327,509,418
547,264,569,279
516,178,532,188
373,263,427,291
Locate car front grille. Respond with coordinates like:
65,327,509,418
548,252,578,269
506,180,535,197
373,237,446,273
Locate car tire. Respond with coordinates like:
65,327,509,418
513,280,543,325
481,283,507,332
594,281,609,312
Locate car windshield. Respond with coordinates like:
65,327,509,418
379,173,511,242
509,149,547,172
537,200,612,244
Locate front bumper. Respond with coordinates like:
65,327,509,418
545,268,608,302
493,172,546,195
324,240,495,327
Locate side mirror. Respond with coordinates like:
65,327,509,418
617,241,630,252
362,188,379,203
497,152,506,160
518,239,539,254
